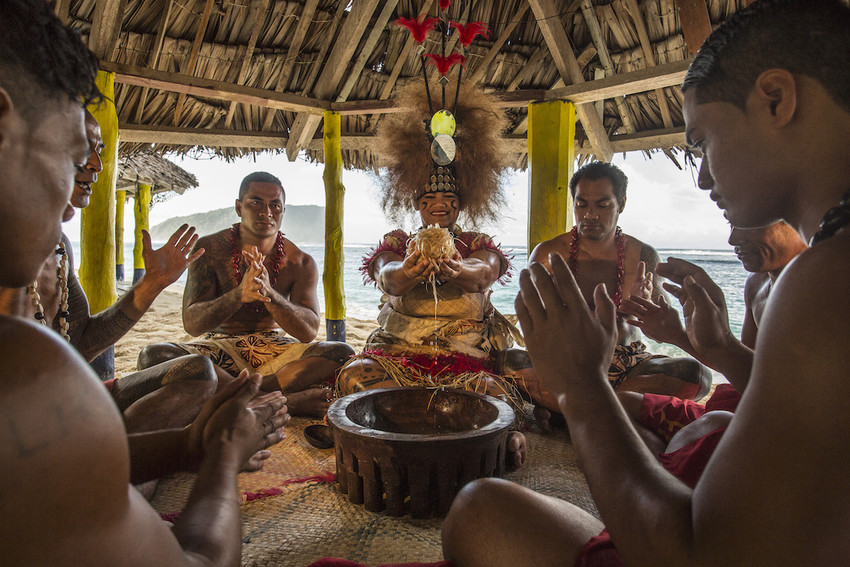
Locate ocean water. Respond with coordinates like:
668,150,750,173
91,242,748,337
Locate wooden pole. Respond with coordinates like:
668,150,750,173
133,184,152,284
80,70,118,312
115,190,126,281
527,100,575,255
322,110,346,341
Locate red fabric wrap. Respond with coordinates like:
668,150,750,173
576,385,740,566
360,230,512,286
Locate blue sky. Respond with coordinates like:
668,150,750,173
65,150,731,250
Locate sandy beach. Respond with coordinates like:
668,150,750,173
113,285,375,376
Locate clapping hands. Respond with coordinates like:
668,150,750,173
141,224,205,289
515,253,618,404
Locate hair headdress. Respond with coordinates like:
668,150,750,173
378,2,508,226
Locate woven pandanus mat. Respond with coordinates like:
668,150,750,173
151,412,598,566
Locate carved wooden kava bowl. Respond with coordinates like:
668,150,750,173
328,387,515,518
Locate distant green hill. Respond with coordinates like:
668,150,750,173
150,205,326,243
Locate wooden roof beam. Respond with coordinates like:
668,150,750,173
119,124,685,154
336,0,401,102
223,0,272,128
89,0,127,60
109,56,688,117
135,0,175,124
53,0,70,24
673,0,712,55
285,0,382,161
104,61,329,114
259,0,320,132
469,2,530,85
173,0,216,126
579,0,635,134
528,0,614,161
624,0,674,129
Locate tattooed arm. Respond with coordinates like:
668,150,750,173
182,234,248,336
65,227,204,361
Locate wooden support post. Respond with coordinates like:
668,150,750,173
115,190,126,281
80,71,118,313
527,100,575,255
133,184,152,284
322,111,346,341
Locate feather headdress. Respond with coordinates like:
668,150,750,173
375,81,509,226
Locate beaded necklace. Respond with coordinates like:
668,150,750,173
230,222,285,286
810,188,850,245
568,225,626,306
27,242,71,341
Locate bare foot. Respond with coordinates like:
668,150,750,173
285,388,334,418
507,431,527,470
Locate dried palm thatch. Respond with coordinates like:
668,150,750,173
61,0,754,172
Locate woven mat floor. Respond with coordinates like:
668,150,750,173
151,410,598,566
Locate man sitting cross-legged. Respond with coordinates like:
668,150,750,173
0,3,288,564
8,108,219,434
139,171,354,417
501,161,712,419
615,221,808,461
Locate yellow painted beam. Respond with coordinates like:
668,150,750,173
115,190,126,281
321,110,346,340
133,184,152,283
527,100,576,255
80,71,118,313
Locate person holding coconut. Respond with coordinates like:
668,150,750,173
336,81,527,468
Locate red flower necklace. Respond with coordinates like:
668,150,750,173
568,225,626,306
230,223,285,287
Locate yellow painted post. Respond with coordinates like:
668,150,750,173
322,110,346,341
115,190,126,281
527,100,576,256
80,70,118,312
133,184,152,284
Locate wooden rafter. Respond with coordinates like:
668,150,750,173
284,0,382,161
102,61,329,114
336,0,401,102
623,0,674,129
119,123,685,154
135,0,175,124
258,0,320,132
173,0,216,126
107,57,688,115
528,0,614,161
223,0,271,128
580,0,635,134
468,2,530,84
673,0,713,55
89,0,127,60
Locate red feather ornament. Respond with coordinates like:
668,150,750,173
424,53,466,76
395,15,439,44
450,21,490,46
438,0,452,10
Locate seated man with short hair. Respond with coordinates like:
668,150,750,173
139,171,354,417
502,161,712,418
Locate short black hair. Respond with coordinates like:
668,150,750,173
569,161,628,206
238,171,285,201
683,0,850,113
0,0,101,125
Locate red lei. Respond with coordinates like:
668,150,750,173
568,225,626,306
230,223,286,286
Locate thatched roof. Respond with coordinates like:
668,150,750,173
59,0,753,171
116,152,199,199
